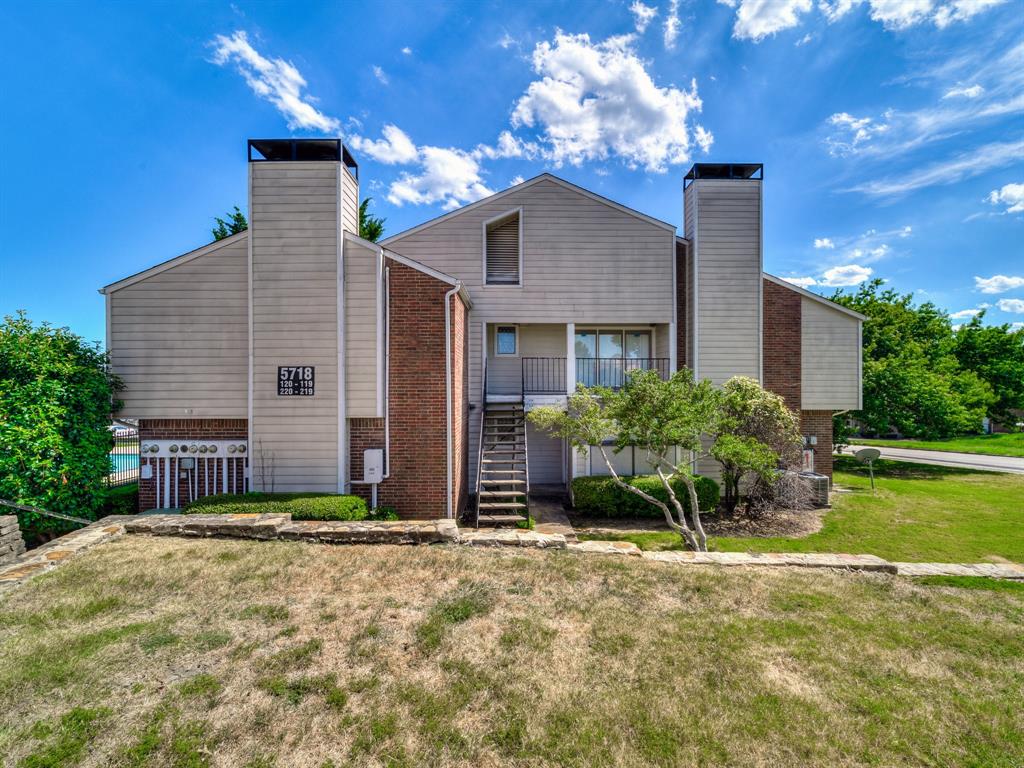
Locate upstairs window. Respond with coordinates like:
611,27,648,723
484,209,521,285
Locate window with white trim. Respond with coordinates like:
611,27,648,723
484,210,521,285
495,326,518,356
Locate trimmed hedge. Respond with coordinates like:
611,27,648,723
185,492,398,522
571,474,720,519
103,483,139,516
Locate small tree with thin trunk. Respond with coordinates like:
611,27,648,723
529,369,722,551
713,376,803,515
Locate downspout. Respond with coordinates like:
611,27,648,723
383,265,391,480
444,284,460,520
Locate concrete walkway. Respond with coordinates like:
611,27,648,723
842,444,1024,474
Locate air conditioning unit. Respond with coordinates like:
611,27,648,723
800,472,830,508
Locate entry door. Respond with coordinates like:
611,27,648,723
624,331,651,378
598,331,623,387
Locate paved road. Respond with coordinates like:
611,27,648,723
841,444,1024,475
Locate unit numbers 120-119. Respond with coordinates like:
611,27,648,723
278,366,315,396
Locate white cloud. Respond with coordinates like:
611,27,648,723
949,308,982,319
401,46,412,55
726,0,1008,39
814,237,835,249
825,112,890,156
372,65,389,85
694,125,715,153
511,31,708,172
209,30,340,132
509,175,526,187
848,139,1024,196
387,146,493,210
1010,322,1024,331
997,298,1024,313
472,130,538,161
942,83,985,99
975,274,1024,294
823,43,1023,162
795,33,813,46
718,0,812,41
498,32,516,49
663,0,681,47
349,124,419,164
630,1,658,33
783,276,819,288
987,182,1024,213
819,264,873,286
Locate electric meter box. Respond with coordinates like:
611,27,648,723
363,449,384,483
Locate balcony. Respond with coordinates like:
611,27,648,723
521,357,670,395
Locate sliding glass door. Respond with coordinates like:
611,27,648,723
575,329,652,388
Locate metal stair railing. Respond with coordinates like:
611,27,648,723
474,368,487,528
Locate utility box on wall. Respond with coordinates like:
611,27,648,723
363,449,384,484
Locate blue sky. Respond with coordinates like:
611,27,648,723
2,0,1022,344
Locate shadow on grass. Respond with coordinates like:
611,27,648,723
834,456,997,482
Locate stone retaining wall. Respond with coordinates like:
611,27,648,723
0,515,26,565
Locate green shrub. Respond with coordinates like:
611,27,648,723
102,484,138,516
571,474,720,518
185,492,369,521
368,505,400,521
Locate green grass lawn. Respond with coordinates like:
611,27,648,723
2,536,1023,766
581,457,1024,562
854,432,1024,458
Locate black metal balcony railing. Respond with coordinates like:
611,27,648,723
522,357,567,395
521,357,670,394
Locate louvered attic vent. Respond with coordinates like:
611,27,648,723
485,211,521,285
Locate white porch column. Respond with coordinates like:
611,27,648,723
565,322,575,394
669,320,677,373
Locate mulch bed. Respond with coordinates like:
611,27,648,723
571,505,826,539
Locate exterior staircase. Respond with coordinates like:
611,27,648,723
474,401,530,527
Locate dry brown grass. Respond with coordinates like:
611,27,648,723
1,536,1023,767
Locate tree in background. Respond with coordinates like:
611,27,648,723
0,312,121,538
212,206,248,241
830,280,997,439
953,317,1024,427
359,197,386,242
713,376,802,514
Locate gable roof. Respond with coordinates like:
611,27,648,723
380,172,676,246
99,230,249,294
763,272,867,321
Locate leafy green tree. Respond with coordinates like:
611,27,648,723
830,280,996,439
953,316,1024,426
713,377,802,514
359,197,386,242
212,206,248,241
0,312,121,537
530,369,725,551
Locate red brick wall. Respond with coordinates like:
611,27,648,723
347,260,460,519
763,278,801,410
800,410,834,478
676,239,688,369
138,419,248,511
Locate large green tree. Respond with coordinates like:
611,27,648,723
952,316,1024,425
212,206,248,241
359,197,386,242
830,280,997,439
0,312,120,535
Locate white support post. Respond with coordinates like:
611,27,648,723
566,322,575,395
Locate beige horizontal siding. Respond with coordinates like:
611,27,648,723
108,236,249,418
344,238,381,418
801,297,861,410
689,179,762,385
487,323,565,395
384,179,675,325
250,161,339,493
